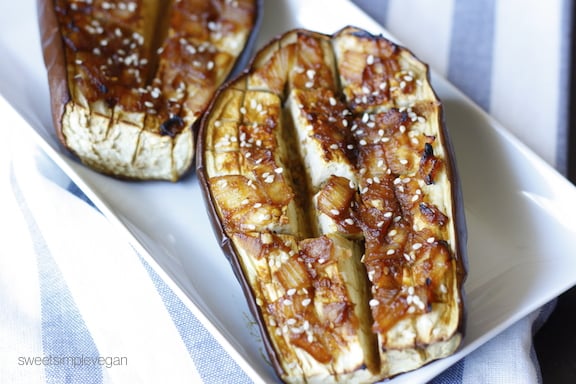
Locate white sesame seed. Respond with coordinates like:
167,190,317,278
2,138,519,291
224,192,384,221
369,299,379,306
386,249,395,255
330,209,339,216
302,298,311,306
412,243,423,250
366,54,375,65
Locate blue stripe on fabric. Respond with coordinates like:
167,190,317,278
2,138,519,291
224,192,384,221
555,0,573,175
10,169,103,384
138,255,252,384
448,0,496,111
429,358,465,384
66,181,98,210
351,0,390,27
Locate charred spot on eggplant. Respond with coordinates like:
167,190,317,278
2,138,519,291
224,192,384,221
160,115,184,137
197,26,467,384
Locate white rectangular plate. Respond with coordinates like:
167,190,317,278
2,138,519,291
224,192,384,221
3,0,576,383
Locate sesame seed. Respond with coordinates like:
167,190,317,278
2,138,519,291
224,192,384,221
369,299,379,306
344,218,354,225
330,209,339,216
412,243,423,250
366,54,375,65
302,298,311,306
287,288,296,296
427,237,435,243
388,229,397,237
253,202,262,208
386,249,395,255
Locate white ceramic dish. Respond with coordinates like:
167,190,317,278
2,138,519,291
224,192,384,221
3,0,576,382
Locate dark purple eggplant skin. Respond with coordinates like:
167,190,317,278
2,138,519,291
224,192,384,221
196,26,468,382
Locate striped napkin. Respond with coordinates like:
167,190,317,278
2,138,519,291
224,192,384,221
0,0,571,383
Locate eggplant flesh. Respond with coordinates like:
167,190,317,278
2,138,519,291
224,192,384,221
38,0,261,181
198,26,467,383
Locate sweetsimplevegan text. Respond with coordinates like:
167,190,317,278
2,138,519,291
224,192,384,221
18,355,127,369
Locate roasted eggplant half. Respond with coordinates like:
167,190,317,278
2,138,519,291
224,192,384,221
38,0,262,181
197,26,467,383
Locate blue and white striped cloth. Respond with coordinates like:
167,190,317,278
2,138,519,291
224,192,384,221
0,0,571,383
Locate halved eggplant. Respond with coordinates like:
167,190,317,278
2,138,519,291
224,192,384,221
38,0,262,181
197,26,467,383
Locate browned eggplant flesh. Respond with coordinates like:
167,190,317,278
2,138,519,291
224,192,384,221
198,26,467,384
39,0,261,180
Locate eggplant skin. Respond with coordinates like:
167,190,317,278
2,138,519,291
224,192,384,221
198,26,467,383
38,0,262,181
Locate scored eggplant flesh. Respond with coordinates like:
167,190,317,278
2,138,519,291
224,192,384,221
39,0,260,181
198,26,467,383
